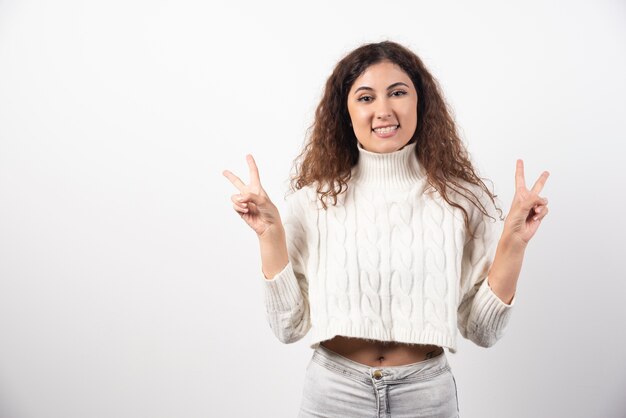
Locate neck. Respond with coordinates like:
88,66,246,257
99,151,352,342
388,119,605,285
351,141,425,189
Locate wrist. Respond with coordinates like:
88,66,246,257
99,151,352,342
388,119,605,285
500,229,528,253
258,223,285,242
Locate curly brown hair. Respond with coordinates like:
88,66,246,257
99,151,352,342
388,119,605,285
288,40,502,229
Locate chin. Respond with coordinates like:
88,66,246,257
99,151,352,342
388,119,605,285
377,141,411,154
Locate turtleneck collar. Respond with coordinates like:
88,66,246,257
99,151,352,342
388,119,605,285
351,141,426,189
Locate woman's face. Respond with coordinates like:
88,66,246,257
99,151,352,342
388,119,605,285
347,60,418,154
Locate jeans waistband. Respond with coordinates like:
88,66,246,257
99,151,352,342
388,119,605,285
312,344,450,385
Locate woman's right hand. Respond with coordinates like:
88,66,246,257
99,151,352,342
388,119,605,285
223,154,282,238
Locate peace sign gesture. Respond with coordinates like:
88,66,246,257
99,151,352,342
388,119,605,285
504,159,550,245
223,154,282,237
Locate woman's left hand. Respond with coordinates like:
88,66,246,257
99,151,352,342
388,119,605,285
504,159,550,246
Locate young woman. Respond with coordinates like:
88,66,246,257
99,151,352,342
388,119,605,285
223,41,549,418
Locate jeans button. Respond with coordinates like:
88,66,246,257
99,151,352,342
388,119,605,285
373,369,383,380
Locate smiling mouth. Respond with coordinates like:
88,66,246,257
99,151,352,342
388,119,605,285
372,125,399,134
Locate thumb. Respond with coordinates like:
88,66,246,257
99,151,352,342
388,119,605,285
239,192,265,206
513,191,540,213
525,194,547,212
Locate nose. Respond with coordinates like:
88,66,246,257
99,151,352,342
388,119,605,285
375,99,392,119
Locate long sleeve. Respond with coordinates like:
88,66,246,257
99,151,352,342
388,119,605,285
262,191,312,344
255,142,521,351
457,189,516,348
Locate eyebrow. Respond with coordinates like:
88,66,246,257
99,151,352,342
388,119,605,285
353,82,410,95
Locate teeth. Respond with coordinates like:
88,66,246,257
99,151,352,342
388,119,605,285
374,125,398,134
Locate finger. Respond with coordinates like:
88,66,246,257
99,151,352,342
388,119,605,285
247,154,261,187
239,191,264,206
524,194,547,212
533,197,548,213
534,204,544,214
223,170,246,192
233,203,249,214
231,194,248,208
515,159,526,190
532,205,549,221
531,171,550,195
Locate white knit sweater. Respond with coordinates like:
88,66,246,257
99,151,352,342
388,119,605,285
262,141,516,353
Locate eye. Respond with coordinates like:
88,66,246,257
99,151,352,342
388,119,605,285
391,90,408,97
357,95,373,102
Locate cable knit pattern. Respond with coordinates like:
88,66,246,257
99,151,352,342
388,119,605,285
263,141,516,353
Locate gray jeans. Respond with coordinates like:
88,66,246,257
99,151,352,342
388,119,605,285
298,344,459,418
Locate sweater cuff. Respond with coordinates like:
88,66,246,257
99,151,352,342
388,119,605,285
263,261,303,312
470,278,515,330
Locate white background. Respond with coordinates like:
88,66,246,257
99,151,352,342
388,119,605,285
1,0,625,417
